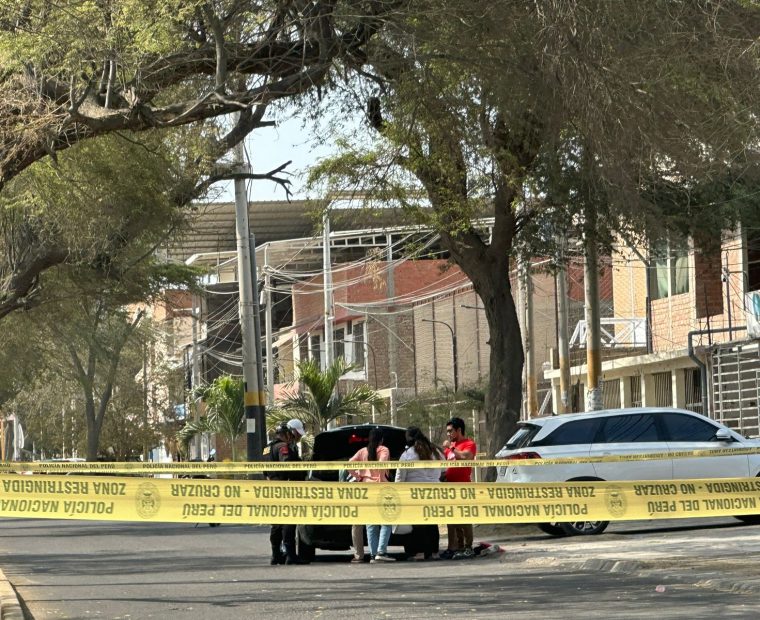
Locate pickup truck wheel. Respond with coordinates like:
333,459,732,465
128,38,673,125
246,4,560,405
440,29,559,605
537,522,568,537
560,520,609,536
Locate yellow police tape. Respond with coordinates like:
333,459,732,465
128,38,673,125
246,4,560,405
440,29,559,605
3,445,760,474
0,474,758,525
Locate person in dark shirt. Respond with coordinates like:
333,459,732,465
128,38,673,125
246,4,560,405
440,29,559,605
264,419,306,565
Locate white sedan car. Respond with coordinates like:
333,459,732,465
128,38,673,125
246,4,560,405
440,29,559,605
495,407,760,536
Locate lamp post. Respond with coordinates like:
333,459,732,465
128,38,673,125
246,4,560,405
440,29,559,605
422,318,458,393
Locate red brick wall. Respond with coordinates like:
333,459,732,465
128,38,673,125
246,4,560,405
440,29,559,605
694,247,723,319
292,260,469,333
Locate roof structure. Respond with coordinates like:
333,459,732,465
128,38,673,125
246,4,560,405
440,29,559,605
163,198,427,264
163,200,318,263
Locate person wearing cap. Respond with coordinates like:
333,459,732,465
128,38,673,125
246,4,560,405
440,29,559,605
264,419,306,565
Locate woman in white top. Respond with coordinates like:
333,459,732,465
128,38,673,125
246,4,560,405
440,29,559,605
395,426,444,560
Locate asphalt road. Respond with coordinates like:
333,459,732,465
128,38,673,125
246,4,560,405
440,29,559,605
1,517,759,619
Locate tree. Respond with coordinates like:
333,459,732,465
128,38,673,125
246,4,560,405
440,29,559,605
310,1,760,464
0,1,404,317
270,357,384,433
178,375,245,461
2,312,174,461
0,130,203,459
99,319,176,461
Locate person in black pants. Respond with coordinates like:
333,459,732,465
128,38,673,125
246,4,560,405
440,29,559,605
395,427,444,560
264,419,306,565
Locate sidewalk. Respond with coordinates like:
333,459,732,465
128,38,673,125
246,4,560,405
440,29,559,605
0,569,23,620
476,521,760,595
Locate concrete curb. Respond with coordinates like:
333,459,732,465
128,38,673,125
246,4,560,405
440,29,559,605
0,569,23,620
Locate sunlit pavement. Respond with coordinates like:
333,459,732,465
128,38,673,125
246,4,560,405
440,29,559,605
487,519,760,594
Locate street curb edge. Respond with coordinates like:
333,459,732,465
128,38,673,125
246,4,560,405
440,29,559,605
0,569,23,620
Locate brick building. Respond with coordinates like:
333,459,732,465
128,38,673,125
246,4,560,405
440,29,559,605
544,227,760,437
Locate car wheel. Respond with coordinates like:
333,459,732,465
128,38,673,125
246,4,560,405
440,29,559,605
296,529,315,563
560,520,609,536
537,522,569,537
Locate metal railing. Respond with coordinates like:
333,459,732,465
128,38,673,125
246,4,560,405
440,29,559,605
569,317,646,348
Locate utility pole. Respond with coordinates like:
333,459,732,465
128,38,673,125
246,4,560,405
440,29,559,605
142,338,149,461
322,213,336,429
386,233,397,393
234,138,266,461
584,205,604,411
249,231,266,438
264,245,275,407
323,213,334,370
191,305,201,459
556,239,571,414
523,259,538,416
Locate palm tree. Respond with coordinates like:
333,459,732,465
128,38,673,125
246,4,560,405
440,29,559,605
269,357,384,433
178,375,244,460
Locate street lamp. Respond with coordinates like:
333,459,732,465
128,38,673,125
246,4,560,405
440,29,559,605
422,319,458,393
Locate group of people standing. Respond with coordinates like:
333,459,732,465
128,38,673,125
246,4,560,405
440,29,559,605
348,417,477,563
263,416,478,565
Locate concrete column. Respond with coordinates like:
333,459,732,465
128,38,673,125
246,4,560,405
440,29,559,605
642,373,656,407
620,376,633,408
672,369,686,408
551,381,563,415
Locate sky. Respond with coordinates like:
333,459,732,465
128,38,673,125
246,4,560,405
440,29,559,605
212,112,358,203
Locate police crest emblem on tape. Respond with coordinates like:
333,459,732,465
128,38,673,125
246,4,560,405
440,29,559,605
136,482,161,518
377,485,401,522
605,485,627,518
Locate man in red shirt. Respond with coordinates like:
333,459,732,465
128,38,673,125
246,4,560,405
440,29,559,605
442,417,477,560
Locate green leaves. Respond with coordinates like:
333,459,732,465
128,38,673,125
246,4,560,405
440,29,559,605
274,357,384,432
185,375,245,460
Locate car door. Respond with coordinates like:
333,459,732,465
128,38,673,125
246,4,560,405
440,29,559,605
662,411,750,480
590,413,673,481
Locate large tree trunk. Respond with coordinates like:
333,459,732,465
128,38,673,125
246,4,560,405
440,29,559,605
84,396,100,461
452,246,523,478
479,276,524,460
416,200,525,477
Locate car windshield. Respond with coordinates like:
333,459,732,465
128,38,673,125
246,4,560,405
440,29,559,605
503,424,540,450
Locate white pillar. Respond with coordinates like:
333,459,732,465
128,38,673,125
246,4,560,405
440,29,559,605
672,369,686,408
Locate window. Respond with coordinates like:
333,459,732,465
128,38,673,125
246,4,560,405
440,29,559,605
298,334,309,363
630,375,642,408
684,369,703,415
602,380,621,410
652,372,673,407
503,424,541,450
649,239,690,300
660,412,718,442
334,328,345,361
597,414,659,443
352,323,366,369
748,231,760,292
309,334,321,368
536,419,601,446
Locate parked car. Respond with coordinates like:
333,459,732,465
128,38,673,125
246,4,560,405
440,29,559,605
296,424,410,561
495,407,760,537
